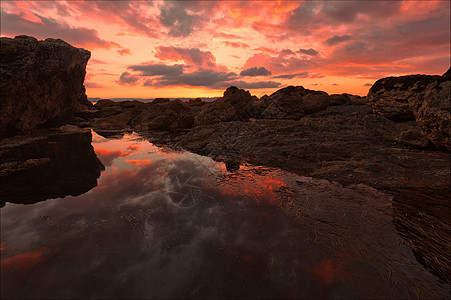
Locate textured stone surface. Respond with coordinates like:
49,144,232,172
195,86,258,125
260,86,330,119
367,74,440,121
367,68,450,150
0,35,92,136
408,68,450,151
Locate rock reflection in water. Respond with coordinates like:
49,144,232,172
0,129,104,206
1,132,449,299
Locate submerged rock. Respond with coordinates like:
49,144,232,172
0,35,92,136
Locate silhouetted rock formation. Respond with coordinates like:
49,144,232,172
259,86,330,119
195,86,258,125
367,68,450,150
188,98,204,105
0,127,104,206
0,35,92,136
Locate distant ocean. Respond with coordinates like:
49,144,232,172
88,97,218,103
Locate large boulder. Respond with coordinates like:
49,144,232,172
0,35,92,136
133,100,194,131
367,68,450,150
408,68,450,151
260,86,330,119
366,73,441,121
195,86,258,125
149,100,194,130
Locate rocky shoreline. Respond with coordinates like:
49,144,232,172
1,35,450,284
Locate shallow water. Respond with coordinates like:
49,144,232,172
1,131,449,299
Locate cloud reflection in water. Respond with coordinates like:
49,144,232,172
1,131,449,299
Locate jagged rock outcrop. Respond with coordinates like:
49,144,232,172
195,86,258,125
147,100,194,130
366,73,441,122
367,68,450,150
329,93,366,106
408,68,450,151
188,98,204,105
259,86,330,119
89,99,195,132
0,35,92,136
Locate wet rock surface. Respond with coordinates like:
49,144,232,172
0,35,92,136
0,127,104,206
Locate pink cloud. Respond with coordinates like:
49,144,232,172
155,46,217,70
117,48,132,56
222,41,249,48
1,11,120,49
125,159,152,166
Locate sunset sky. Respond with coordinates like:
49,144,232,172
1,0,450,98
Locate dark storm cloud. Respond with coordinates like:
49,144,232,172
118,72,140,85
155,46,217,69
129,64,184,77
298,48,318,56
222,81,281,89
120,63,279,89
84,82,104,88
240,67,272,77
272,72,310,79
148,69,238,88
158,1,201,37
0,11,120,49
324,35,352,46
320,1,402,23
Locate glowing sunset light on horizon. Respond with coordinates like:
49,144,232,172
1,0,449,98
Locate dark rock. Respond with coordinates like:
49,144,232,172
0,128,104,205
148,100,194,130
394,127,431,149
329,93,366,106
408,68,450,151
90,111,133,130
195,87,258,125
132,100,194,131
225,160,241,172
0,35,92,136
152,98,171,104
367,69,450,150
188,98,204,105
366,74,441,121
260,86,330,119
94,99,116,108
175,106,449,196
93,106,123,118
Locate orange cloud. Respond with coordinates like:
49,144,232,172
125,159,152,166
155,46,217,69
95,148,131,167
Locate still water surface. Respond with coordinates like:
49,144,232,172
1,131,448,299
